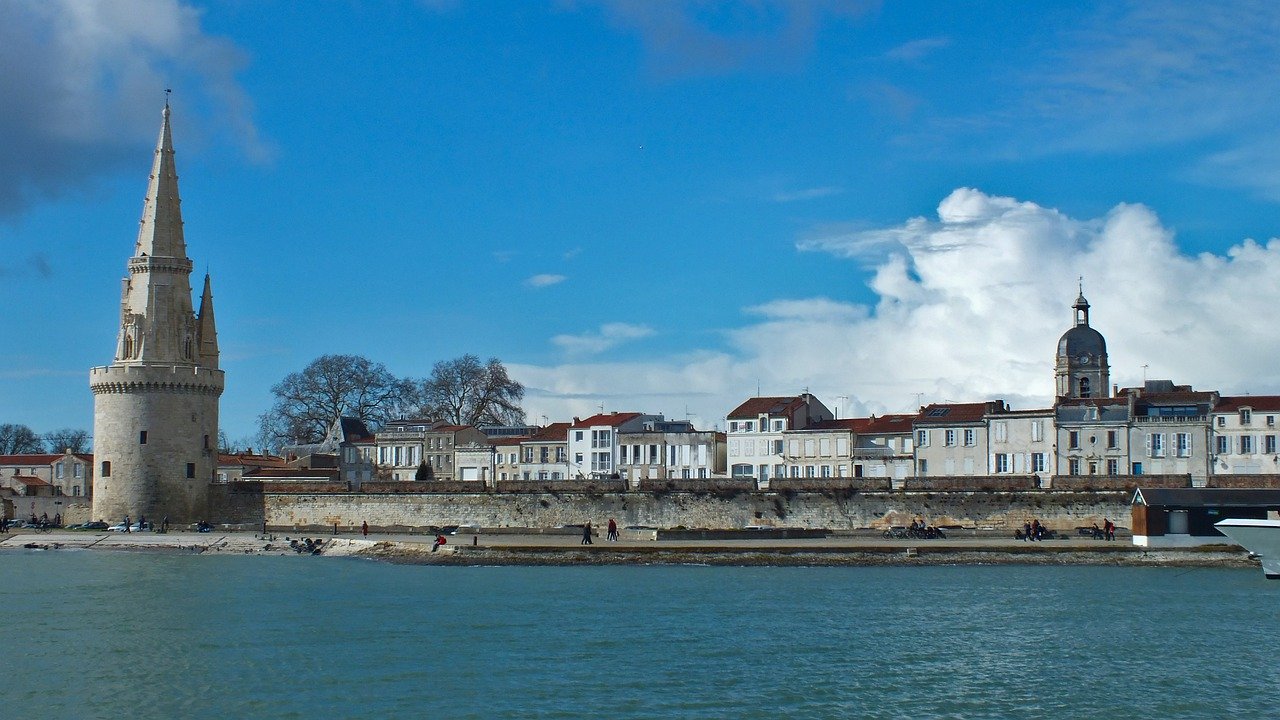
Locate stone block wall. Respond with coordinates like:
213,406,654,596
901,476,1038,492
1203,474,1280,488
262,489,1131,534
1050,474,1190,491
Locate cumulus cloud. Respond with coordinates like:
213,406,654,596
0,0,264,215
525,273,567,288
565,0,874,78
552,322,655,356
511,188,1280,429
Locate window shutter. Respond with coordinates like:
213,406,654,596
1145,433,1153,458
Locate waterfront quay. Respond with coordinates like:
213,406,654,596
0,526,1253,569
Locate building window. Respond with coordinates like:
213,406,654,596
1216,416,1226,428
994,454,1009,473
1031,421,1043,442
917,430,928,447
73,486,81,496
1069,431,1080,450
574,431,584,441
1068,458,1080,475
101,461,111,477
1265,435,1277,454
1241,435,1254,454
773,420,784,431
1217,435,1229,455
1150,433,1165,458
186,463,196,479
1079,377,1091,397
944,430,956,447
1107,431,1118,449
964,428,976,446
729,421,739,432
55,463,64,479
1031,453,1045,473
1106,459,1119,475
74,464,82,479
139,431,148,444
1240,409,1253,425
1268,416,1276,427
917,459,928,475
821,465,832,477
1175,433,1190,458
991,422,1006,443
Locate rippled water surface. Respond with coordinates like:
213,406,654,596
3,551,1278,719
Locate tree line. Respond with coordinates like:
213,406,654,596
0,425,90,454
257,353,524,452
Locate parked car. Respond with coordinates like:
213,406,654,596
69,521,110,531
108,522,152,533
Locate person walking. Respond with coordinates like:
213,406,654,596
581,521,593,545
124,514,131,533
361,520,369,537
607,518,618,541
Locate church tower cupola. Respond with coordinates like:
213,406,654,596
1055,284,1109,400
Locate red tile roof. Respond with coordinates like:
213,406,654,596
571,412,642,428
726,396,804,419
1215,396,1280,413
10,476,49,486
244,468,340,480
860,414,916,434
528,422,571,442
0,453,93,465
494,436,531,447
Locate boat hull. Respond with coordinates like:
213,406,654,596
1215,518,1280,579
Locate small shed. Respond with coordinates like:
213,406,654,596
1131,487,1280,547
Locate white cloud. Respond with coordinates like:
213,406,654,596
883,36,951,62
0,0,264,214
771,185,844,203
511,188,1280,428
551,322,655,356
525,273,567,288
567,0,874,78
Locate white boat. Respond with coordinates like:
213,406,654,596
1214,518,1280,579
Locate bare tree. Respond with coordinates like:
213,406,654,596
42,428,90,453
257,354,416,452
0,424,45,454
417,355,525,426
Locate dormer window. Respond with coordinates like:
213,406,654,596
1240,409,1252,425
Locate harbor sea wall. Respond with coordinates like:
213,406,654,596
244,489,1132,534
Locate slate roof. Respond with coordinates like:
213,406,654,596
1134,487,1280,509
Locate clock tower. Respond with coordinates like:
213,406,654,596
1054,289,1109,399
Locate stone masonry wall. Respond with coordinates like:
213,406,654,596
263,490,1130,534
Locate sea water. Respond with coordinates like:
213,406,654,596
2,551,1278,719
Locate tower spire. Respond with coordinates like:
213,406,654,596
197,273,219,370
134,102,186,259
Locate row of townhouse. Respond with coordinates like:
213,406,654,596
721,386,1280,487
339,412,727,485
0,451,94,497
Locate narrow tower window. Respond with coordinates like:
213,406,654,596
101,461,111,477
186,463,196,479
139,430,148,444
1078,377,1091,398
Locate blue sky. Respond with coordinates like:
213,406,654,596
5,0,1280,444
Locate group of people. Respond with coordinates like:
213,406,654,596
581,518,621,544
120,515,171,533
1019,518,1048,541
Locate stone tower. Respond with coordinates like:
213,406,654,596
90,103,224,524
1054,288,1109,400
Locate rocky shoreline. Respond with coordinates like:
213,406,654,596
1,530,1257,570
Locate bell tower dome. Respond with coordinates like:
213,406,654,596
1055,284,1109,400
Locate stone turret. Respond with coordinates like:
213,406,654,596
90,103,224,524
